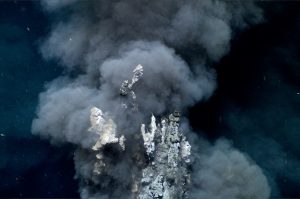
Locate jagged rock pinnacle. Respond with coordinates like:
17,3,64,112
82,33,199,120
120,64,144,111
138,112,191,199
85,65,190,198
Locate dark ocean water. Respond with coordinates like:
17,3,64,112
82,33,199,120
0,2,78,198
1,1,300,198
189,2,300,197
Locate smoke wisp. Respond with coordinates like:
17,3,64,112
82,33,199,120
32,0,270,198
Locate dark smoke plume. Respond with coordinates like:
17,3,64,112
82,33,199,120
32,0,270,198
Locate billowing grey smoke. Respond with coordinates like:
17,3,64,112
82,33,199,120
188,137,270,199
32,41,216,146
32,0,270,198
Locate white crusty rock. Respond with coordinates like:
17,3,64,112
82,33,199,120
138,112,191,199
120,64,144,110
141,115,157,156
85,107,191,199
87,106,126,177
88,106,125,151
79,65,190,198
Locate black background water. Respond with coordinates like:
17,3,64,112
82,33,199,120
1,1,300,198
0,2,78,198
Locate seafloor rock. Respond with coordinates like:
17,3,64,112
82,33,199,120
86,107,191,199
80,64,190,198
120,64,144,110
138,112,191,199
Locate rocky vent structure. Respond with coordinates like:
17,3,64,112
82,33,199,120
120,64,144,111
88,107,126,176
88,108,191,199
85,65,191,198
138,113,191,199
